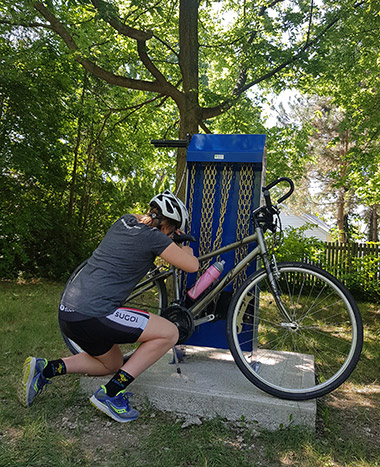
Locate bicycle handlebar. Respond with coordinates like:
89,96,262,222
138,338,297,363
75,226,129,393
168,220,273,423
252,178,295,231
262,177,294,207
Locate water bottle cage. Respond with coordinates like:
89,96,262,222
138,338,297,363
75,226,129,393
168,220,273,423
187,275,222,302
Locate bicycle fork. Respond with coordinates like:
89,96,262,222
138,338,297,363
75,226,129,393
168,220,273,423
256,228,294,324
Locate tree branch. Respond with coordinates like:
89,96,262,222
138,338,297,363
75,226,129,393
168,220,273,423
32,2,183,101
202,12,340,120
90,0,164,83
152,33,179,58
306,0,315,47
136,40,170,86
89,0,182,98
229,0,286,110
199,121,212,134
90,0,152,41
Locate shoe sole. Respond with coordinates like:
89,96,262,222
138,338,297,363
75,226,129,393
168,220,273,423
89,396,138,423
19,356,36,407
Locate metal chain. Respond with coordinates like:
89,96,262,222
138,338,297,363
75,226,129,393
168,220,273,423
234,165,255,292
183,164,231,292
212,165,233,260
186,164,196,236
182,163,256,296
199,163,217,271
182,163,196,294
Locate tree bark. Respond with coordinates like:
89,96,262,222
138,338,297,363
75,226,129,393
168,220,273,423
337,188,346,243
68,71,88,220
368,205,379,242
336,131,349,243
176,0,201,199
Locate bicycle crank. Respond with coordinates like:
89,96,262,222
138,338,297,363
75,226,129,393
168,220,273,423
161,305,195,344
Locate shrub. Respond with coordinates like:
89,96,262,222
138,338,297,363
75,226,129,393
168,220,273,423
274,224,326,264
340,250,380,302
272,226,380,302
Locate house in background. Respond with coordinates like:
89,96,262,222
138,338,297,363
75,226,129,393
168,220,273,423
279,205,332,242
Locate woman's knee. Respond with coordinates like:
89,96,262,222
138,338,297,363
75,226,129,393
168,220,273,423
140,314,179,345
152,317,179,345
167,321,179,346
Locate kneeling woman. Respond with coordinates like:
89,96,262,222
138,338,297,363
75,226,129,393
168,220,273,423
20,190,198,423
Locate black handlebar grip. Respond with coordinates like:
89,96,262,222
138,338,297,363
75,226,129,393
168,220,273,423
277,177,294,204
262,177,294,205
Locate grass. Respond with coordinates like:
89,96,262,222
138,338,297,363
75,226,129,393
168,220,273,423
1,280,380,466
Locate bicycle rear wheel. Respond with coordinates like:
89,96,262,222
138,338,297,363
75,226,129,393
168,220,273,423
61,274,168,355
227,262,363,400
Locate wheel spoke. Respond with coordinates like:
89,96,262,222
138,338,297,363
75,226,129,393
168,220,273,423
228,263,362,400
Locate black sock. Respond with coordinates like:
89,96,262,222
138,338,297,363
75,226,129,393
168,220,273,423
43,359,67,379
105,369,134,397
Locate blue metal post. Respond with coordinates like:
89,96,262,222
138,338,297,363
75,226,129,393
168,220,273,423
184,134,266,348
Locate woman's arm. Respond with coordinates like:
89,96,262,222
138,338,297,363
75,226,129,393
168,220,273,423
159,243,199,273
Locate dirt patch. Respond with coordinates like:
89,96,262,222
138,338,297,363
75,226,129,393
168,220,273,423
40,379,380,466
51,402,150,449
321,385,380,447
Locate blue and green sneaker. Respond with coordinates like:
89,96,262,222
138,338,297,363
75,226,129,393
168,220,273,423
20,357,51,407
90,386,139,423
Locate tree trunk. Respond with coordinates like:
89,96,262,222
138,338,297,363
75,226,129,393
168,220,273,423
68,72,87,220
176,0,201,200
336,131,349,243
337,188,346,243
368,204,379,242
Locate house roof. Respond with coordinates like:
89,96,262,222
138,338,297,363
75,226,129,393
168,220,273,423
301,212,331,234
279,204,331,235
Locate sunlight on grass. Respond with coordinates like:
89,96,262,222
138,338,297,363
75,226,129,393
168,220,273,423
328,383,380,410
2,426,24,445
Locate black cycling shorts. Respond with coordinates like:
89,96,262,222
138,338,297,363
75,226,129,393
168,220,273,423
59,307,150,356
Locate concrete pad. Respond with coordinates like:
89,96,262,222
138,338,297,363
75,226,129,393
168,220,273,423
80,346,316,431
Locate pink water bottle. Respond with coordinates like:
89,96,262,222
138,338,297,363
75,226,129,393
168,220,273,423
187,260,225,300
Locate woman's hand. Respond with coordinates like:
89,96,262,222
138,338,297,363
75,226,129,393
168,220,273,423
159,243,199,273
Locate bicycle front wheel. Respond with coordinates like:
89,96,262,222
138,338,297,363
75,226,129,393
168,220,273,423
227,262,363,400
62,275,168,355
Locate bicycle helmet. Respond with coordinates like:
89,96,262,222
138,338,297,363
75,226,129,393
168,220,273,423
149,190,188,231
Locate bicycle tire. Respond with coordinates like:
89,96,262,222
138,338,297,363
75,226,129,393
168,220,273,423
227,262,363,400
61,275,168,355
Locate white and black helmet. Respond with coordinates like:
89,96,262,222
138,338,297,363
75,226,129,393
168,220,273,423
149,190,188,231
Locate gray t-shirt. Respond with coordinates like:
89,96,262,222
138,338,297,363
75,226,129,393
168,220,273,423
60,214,172,320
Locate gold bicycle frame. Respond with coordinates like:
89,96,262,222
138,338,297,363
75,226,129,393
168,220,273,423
188,231,261,318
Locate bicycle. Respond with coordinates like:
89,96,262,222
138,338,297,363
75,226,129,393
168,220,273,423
62,177,363,401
